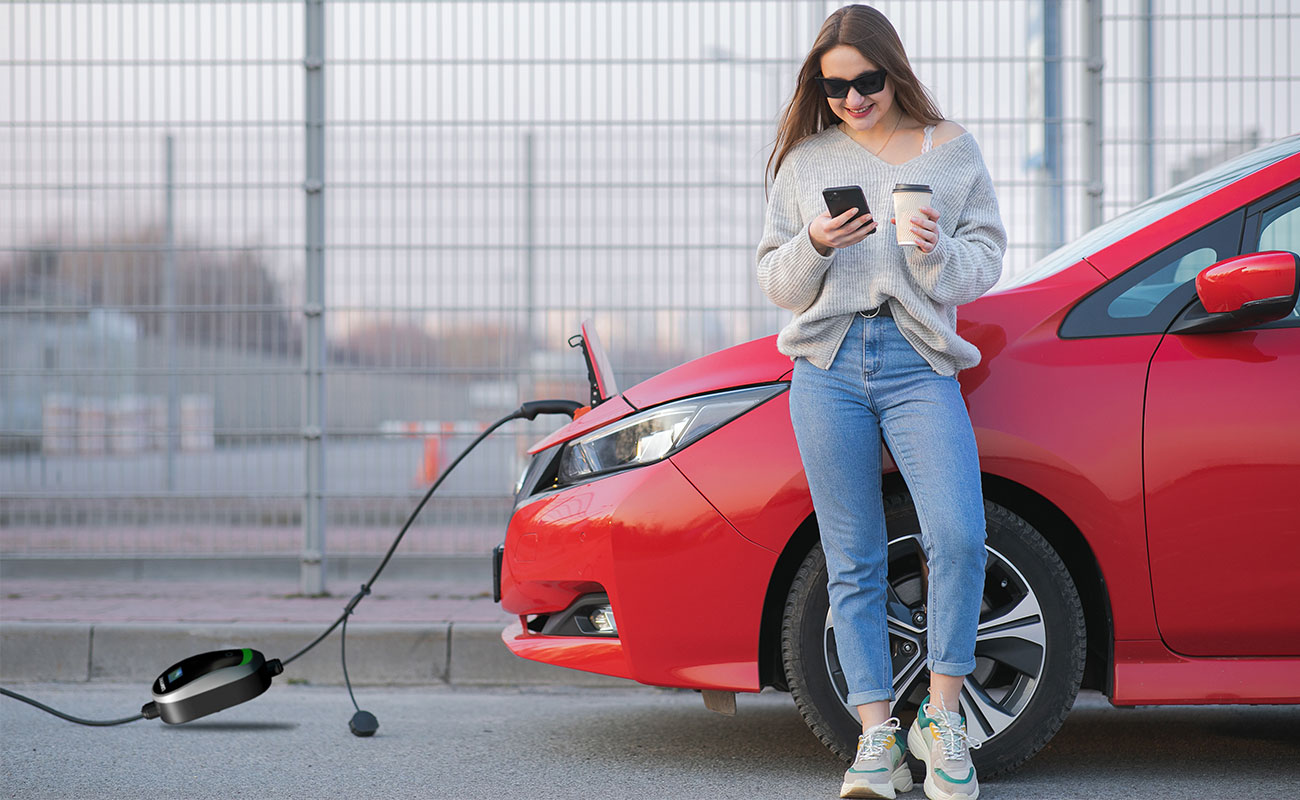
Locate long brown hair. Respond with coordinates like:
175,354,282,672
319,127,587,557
766,5,944,188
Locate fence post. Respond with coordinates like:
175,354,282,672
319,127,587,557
523,129,536,399
1085,0,1105,229
163,134,178,492
1138,0,1156,201
1043,0,1064,252
302,0,327,595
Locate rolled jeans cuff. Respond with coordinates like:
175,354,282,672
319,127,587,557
927,657,977,677
846,688,894,707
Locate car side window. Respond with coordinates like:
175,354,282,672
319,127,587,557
1106,247,1218,319
1060,210,1244,338
1250,193,1300,326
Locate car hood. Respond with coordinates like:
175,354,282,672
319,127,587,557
621,334,793,408
528,335,792,454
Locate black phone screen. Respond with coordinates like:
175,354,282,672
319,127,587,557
822,185,873,234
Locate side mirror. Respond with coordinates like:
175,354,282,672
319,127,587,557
1168,250,1299,334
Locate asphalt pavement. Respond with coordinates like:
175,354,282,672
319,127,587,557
3,567,1299,798
3,684,1298,800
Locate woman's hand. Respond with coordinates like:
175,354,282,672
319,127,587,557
891,206,941,254
809,208,876,256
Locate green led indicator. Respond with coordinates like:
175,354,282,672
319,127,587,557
239,649,253,667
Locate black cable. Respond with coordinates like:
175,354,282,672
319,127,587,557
341,613,359,713
279,588,362,669
280,398,580,669
279,413,516,668
0,687,145,727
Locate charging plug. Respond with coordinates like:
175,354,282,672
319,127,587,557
349,710,379,737
516,399,583,420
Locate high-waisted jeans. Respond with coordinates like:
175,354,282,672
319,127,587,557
789,312,986,707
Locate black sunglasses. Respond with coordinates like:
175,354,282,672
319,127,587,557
814,68,888,99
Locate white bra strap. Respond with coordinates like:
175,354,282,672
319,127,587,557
921,125,936,154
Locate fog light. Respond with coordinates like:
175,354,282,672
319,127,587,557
588,605,617,634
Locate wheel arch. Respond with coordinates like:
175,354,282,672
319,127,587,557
756,471,1114,696
979,473,1113,694
757,512,820,691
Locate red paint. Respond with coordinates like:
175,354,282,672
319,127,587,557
500,461,777,692
501,619,634,680
1196,250,1299,313
1111,640,1300,705
1143,325,1300,656
621,336,794,409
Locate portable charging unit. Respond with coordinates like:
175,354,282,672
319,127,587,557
148,649,283,724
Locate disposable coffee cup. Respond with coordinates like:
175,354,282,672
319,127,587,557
892,183,933,246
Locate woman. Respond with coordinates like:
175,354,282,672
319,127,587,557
756,6,1006,800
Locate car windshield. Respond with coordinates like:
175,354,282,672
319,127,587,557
999,134,1300,291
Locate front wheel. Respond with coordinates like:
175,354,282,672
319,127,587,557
780,495,1087,777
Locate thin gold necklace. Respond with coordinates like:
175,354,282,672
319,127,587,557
869,110,902,157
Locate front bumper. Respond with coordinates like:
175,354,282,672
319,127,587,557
498,456,778,692
500,619,635,680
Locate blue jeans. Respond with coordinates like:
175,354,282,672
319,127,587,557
789,312,986,707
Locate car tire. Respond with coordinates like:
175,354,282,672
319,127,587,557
780,493,1086,777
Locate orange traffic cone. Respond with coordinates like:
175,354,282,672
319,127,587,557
416,435,441,485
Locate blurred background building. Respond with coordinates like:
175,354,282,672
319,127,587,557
1,1,1297,592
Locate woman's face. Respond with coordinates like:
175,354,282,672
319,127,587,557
819,45,895,133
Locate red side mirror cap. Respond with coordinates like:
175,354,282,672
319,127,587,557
1170,250,1299,334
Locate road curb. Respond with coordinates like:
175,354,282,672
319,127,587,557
0,622,636,689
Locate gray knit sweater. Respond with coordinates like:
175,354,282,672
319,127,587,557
756,125,1007,376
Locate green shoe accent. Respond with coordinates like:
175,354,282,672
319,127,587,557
847,767,889,775
935,766,975,784
916,693,965,729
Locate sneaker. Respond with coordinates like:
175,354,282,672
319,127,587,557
907,696,981,800
840,717,914,799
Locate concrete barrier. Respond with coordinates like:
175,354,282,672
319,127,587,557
0,622,636,689
0,623,92,682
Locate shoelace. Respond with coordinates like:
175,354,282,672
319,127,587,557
856,717,902,761
923,702,982,763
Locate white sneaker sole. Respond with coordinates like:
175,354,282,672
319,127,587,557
907,723,979,800
839,762,914,799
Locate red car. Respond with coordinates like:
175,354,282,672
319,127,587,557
494,134,1300,775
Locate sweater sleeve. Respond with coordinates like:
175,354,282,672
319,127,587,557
903,146,1007,307
756,161,835,313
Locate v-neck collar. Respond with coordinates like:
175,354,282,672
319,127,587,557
833,123,971,167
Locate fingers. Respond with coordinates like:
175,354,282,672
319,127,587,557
908,206,940,251
846,220,877,244
835,212,876,244
910,215,938,252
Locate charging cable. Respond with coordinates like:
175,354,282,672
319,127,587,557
0,687,148,726
1,398,583,732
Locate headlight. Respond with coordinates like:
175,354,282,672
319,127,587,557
557,384,786,484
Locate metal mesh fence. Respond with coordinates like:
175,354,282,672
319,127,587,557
2,1,1297,581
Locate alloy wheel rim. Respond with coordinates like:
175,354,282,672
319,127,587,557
821,534,1047,744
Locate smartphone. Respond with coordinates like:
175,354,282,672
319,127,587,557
822,185,874,234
